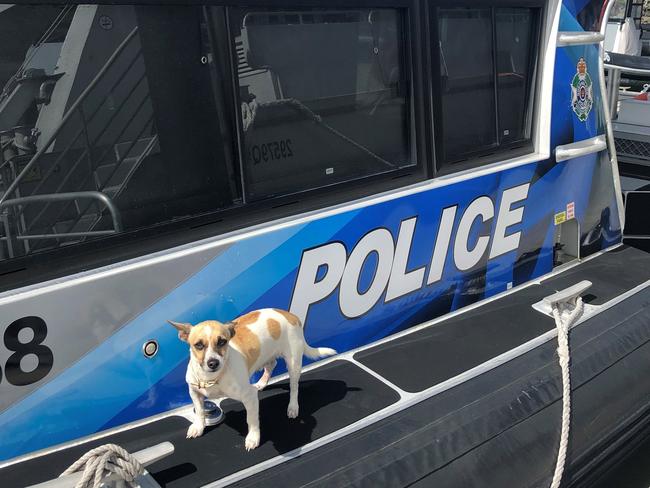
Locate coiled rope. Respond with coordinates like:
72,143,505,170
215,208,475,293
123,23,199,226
60,443,144,488
549,297,585,488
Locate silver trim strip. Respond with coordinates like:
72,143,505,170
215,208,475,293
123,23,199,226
599,0,627,230
205,276,650,488
555,135,607,162
557,31,604,46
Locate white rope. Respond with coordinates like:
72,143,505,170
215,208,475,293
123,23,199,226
60,443,144,488
549,298,584,488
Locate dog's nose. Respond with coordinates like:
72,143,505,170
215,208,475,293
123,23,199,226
207,359,220,371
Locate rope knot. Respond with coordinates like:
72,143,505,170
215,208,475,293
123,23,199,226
60,443,144,488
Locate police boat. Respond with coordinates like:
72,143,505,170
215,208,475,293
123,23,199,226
0,1,649,487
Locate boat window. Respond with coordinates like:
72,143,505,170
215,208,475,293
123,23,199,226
0,5,240,264
434,4,540,169
496,8,536,145
437,7,497,163
229,7,415,201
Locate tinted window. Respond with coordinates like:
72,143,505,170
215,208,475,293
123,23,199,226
230,8,414,200
438,8,497,162
435,5,539,167
0,5,238,262
496,8,535,144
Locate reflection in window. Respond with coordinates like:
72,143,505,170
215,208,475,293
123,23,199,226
231,8,414,200
0,5,236,262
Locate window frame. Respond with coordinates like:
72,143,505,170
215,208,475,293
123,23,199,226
0,0,430,293
427,0,544,175
225,1,427,203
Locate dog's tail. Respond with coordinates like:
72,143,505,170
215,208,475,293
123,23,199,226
304,343,337,359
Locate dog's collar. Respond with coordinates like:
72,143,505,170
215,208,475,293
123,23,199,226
191,377,220,389
189,354,227,390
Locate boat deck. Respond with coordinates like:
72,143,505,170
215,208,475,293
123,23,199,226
4,245,650,488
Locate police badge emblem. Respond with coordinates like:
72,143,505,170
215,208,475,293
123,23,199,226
571,57,593,122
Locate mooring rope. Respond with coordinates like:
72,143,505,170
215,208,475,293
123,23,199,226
60,443,144,488
549,298,584,488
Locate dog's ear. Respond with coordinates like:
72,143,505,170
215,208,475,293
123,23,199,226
226,322,237,340
168,320,192,342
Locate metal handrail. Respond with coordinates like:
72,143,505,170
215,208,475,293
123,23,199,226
599,0,627,230
0,26,139,207
555,135,608,162
0,191,123,235
557,31,605,47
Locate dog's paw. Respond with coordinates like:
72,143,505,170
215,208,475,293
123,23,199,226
287,403,299,419
186,422,205,439
244,431,260,451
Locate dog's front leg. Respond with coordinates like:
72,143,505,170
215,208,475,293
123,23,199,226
241,386,260,451
187,386,206,438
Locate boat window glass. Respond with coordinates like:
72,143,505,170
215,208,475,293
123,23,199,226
229,8,415,201
434,4,540,169
437,7,497,163
0,5,239,263
496,8,535,145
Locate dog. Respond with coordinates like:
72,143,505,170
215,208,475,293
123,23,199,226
169,308,337,450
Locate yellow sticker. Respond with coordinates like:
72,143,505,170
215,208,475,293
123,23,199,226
554,211,567,225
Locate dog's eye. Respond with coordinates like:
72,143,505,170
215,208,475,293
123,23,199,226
194,342,205,350
217,337,227,347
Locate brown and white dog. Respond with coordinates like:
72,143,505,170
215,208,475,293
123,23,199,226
169,308,337,450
